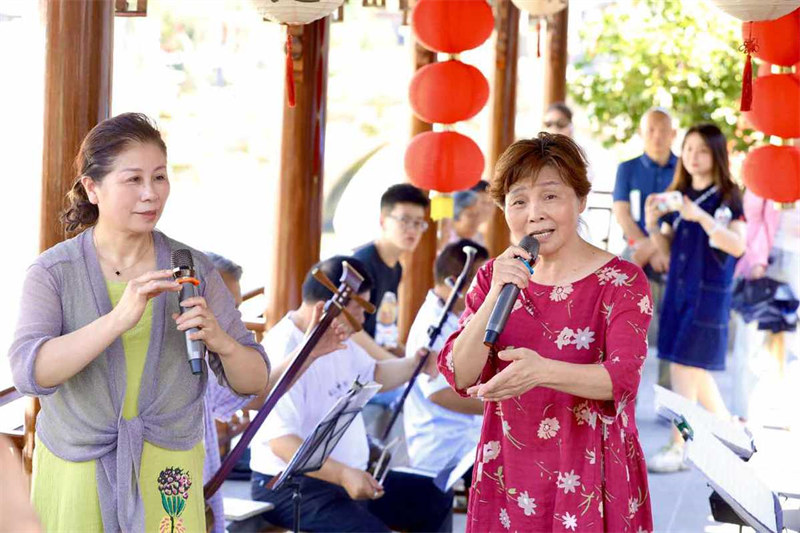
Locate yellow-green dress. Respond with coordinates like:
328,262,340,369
31,280,205,532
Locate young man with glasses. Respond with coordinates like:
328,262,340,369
352,184,430,423
353,184,430,356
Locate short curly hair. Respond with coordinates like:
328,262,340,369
490,133,590,207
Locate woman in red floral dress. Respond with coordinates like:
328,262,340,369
439,133,653,533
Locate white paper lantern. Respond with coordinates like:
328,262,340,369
252,0,344,25
709,0,800,21
510,0,568,17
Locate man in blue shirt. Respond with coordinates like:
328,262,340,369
612,107,677,387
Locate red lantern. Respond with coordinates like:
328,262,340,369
405,131,484,193
743,8,800,66
411,0,494,54
743,74,800,138
409,61,489,124
743,145,800,203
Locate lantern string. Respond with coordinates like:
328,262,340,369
739,22,758,112
536,19,541,58
285,25,296,108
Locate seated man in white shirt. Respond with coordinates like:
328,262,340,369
249,256,452,532
404,240,488,474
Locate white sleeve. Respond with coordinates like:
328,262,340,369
417,373,451,398
258,324,306,441
260,372,307,442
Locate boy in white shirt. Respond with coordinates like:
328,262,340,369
250,256,452,532
404,240,488,473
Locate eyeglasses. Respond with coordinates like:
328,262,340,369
387,215,429,232
543,119,571,129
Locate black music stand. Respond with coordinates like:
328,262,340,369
271,379,381,533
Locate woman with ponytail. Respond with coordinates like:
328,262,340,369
8,113,269,532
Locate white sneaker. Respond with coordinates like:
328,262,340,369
647,443,688,473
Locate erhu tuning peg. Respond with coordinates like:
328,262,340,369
312,269,339,294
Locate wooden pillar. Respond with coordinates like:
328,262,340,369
40,0,114,252
543,6,569,107
485,0,519,257
31,0,114,477
397,40,437,345
266,19,330,328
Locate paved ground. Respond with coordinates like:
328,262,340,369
223,340,800,532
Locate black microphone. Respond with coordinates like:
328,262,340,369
483,235,540,347
171,249,205,375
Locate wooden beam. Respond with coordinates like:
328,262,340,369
266,19,330,328
543,6,569,107
485,0,519,257
397,40,437,345
32,0,114,478
40,0,114,252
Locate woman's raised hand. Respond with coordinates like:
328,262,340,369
490,245,534,297
112,270,180,332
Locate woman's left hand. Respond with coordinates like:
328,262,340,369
466,348,549,401
173,296,235,356
679,195,707,223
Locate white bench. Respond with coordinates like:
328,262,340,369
223,497,274,522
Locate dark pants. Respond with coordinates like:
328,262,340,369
251,470,453,532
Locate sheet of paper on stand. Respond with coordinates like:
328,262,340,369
273,380,381,491
684,421,783,533
654,385,756,458
745,426,800,499
432,445,477,493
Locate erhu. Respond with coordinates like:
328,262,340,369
368,245,478,482
204,260,375,530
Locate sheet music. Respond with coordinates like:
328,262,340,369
433,445,477,493
273,380,381,490
654,385,755,458
685,422,780,533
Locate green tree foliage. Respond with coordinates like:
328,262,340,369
568,0,755,151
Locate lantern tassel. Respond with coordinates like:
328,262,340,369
739,24,758,112
285,26,296,108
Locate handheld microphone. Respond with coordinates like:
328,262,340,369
171,249,205,375
483,235,540,347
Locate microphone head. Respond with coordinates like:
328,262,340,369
519,234,540,261
171,249,194,273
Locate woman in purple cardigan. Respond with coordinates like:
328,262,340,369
8,113,269,532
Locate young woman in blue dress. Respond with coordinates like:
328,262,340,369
644,123,746,473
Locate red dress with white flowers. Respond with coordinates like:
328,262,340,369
438,257,654,533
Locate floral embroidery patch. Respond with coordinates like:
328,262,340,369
158,467,192,533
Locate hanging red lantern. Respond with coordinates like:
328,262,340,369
405,131,484,193
743,145,800,203
743,74,800,138
409,61,489,124
742,8,800,66
411,0,494,54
